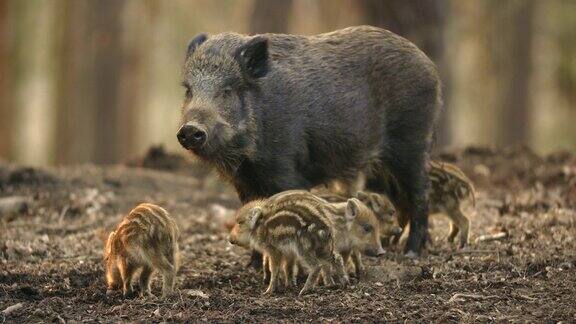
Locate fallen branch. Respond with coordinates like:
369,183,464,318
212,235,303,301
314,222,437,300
448,293,500,303
515,294,537,301
453,250,499,255
475,232,508,243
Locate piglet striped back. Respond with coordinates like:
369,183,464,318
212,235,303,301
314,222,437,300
116,203,179,250
429,161,476,205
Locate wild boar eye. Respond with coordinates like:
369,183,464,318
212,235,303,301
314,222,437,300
363,224,373,233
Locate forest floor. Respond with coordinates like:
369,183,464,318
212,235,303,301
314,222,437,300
1,146,575,322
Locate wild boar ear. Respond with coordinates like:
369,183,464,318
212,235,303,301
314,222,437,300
235,36,269,79
345,198,361,222
186,33,208,58
249,207,263,229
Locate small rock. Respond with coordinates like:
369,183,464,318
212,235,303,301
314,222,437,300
473,164,491,177
2,302,24,316
187,289,209,299
0,196,32,217
153,308,161,317
559,262,573,270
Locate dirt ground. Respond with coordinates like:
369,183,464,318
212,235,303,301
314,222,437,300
1,146,575,322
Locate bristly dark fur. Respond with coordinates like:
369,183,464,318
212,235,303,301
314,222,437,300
180,26,441,255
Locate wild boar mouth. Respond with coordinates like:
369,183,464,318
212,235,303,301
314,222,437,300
190,135,251,174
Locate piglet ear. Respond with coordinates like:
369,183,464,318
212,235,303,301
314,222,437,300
345,198,361,222
373,193,396,218
368,193,383,213
186,33,208,59
355,191,369,202
234,36,269,79
249,207,263,230
356,191,378,213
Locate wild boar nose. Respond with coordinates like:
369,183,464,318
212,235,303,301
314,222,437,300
177,124,206,149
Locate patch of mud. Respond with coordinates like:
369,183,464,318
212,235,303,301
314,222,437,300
1,147,575,322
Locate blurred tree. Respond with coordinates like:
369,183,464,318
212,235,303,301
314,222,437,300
54,0,149,164
355,0,451,148
54,1,97,164
0,0,11,160
317,0,363,31
116,0,158,160
249,0,293,33
487,0,535,147
555,1,576,107
91,0,126,164
5,0,60,164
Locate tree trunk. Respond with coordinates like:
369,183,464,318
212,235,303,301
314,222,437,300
115,0,159,161
54,1,94,164
0,0,11,160
54,0,128,164
91,0,127,164
497,0,535,147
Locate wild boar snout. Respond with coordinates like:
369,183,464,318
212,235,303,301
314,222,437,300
365,246,386,257
177,122,207,150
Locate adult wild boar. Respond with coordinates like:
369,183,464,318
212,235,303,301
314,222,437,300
177,26,441,256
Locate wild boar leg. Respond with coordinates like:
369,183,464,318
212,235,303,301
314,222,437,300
282,256,296,287
333,253,349,286
262,253,271,284
300,266,321,296
379,152,430,257
448,208,470,248
263,252,281,295
152,254,176,298
118,259,137,296
352,251,365,278
318,267,336,287
290,259,299,287
138,266,154,297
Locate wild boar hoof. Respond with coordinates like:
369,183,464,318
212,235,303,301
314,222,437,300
404,250,419,259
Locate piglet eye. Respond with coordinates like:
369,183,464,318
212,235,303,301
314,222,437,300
222,87,233,98
363,224,373,233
